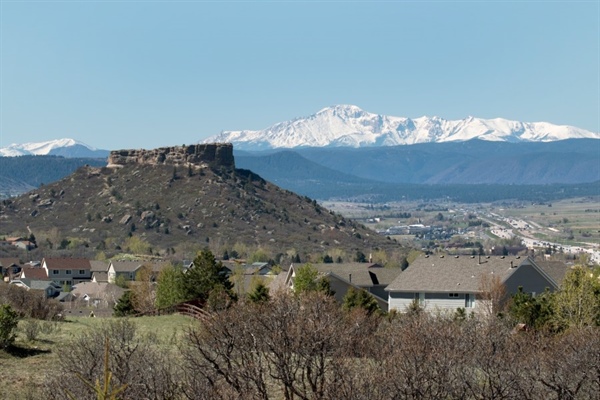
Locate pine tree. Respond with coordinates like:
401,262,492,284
180,250,235,303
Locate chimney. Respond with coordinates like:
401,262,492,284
349,273,352,283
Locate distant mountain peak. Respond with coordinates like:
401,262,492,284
0,138,108,158
203,106,599,151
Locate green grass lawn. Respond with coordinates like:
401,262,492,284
0,314,195,400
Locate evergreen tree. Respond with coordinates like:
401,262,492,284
342,287,381,316
317,277,335,297
113,291,136,317
155,264,185,309
0,304,19,349
508,287,554,330
248,282,271,304
181,250,235,303
552,265,600,329
293,264,319,293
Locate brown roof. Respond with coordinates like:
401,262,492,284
0,258,21,268
385,255,525,293
20,267,49,280
43,258,92,270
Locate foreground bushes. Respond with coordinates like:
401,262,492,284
44,293,600,400
0,282,62,320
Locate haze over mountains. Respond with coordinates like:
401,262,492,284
204,105,599,150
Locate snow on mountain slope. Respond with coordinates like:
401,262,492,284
203,105,599,150
0,138,105,157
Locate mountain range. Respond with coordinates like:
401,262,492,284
1,107,598,202
204,105,599,150
0,138,109,158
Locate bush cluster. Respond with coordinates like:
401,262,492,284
44,293,600,400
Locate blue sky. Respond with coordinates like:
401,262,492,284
1,1,598,150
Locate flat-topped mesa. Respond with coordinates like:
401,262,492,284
107,143,234,169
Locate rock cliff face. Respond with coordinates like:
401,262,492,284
108,143,234,168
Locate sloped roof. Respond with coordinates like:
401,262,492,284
110,260,144,273
531,259,569,286
386,255,524,293
92,271,109,282
71,282,125,299
43,258,91,270
110,260,170,273
0,258,21,268
89,260,109,272
12,279,57,291
310,263,401,288
20,267,49,280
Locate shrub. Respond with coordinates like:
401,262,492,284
0,304,19,349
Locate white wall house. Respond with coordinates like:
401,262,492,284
386,255,563,315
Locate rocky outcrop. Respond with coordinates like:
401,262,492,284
107,143,234,168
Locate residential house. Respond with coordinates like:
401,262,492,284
285,262,401,310
0,257,21,279
90,260,109,283
108,260,144,283
229,262,279,295
10,279,62,299
19,266,50,281
71,282,126,308
108,260,170,283
386,255,563,314
41,258,92,286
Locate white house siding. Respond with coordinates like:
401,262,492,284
389,292,477,313
388,292,416,311
422,293,476,313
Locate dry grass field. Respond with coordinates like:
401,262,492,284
0,314,194,400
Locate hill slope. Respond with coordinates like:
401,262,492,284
0,161,398,260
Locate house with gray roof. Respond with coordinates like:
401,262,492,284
285,262,401,310
71,282,126,308
108,260,170,283
386,255,561,314
10,279,62,298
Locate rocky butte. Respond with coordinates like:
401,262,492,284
107,143,234,169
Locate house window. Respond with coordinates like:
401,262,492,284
414,292,425,304
52,270,59,275
448,293,459,298
465,294,474,308
79,270,85,275
66,270,71,275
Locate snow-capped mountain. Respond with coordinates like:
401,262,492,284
203,105,599,150
0,138,109,158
